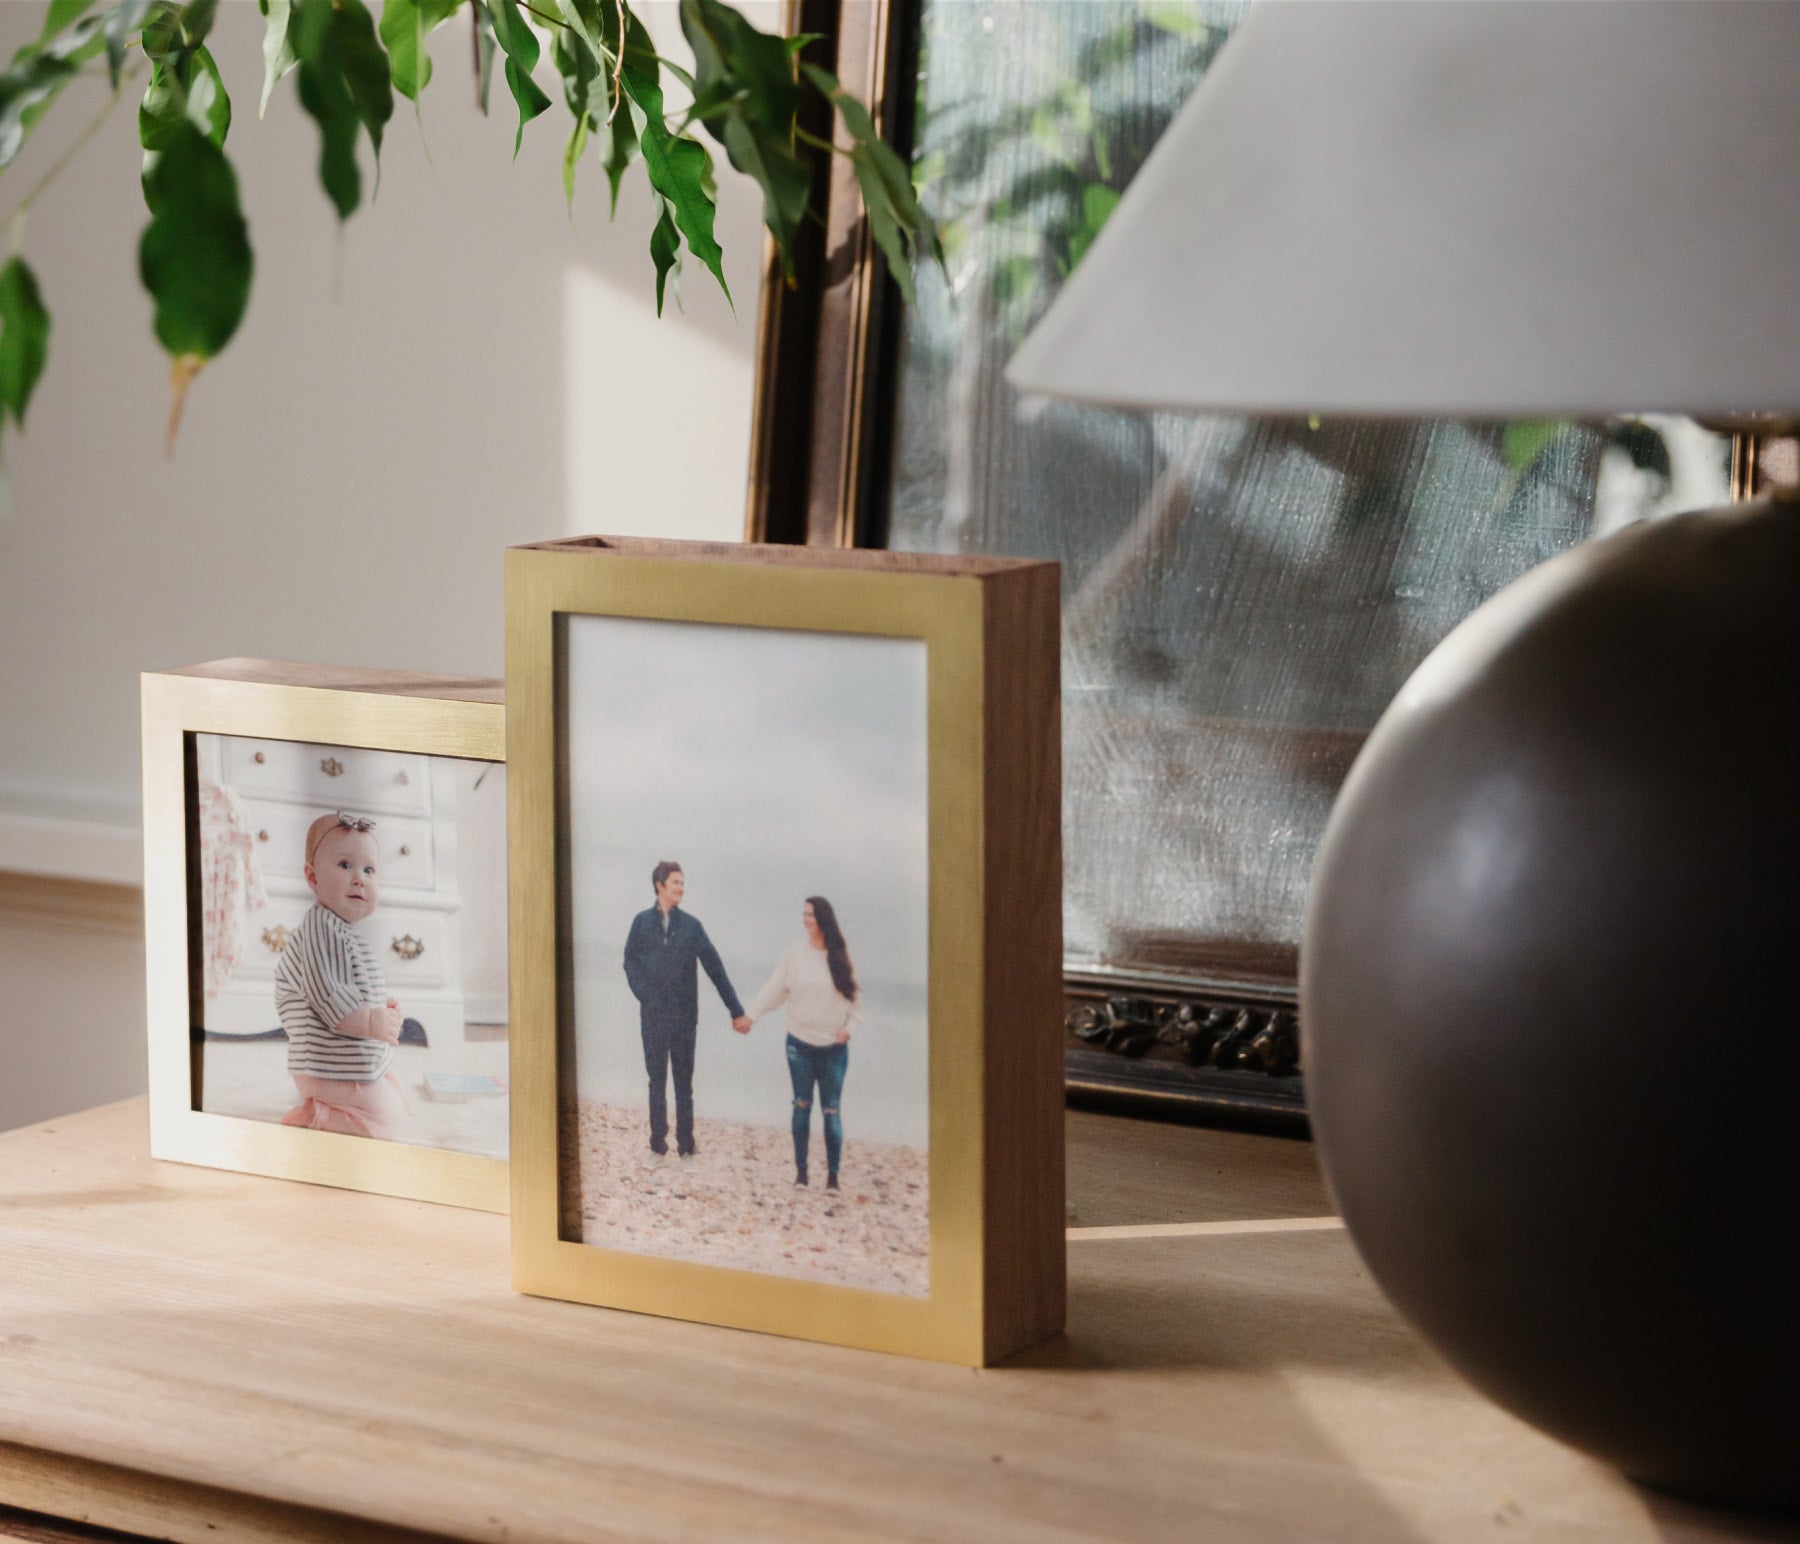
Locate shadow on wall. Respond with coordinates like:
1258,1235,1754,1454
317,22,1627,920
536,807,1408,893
0,0,772,902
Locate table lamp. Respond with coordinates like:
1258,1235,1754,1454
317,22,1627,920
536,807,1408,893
1008,0,1798,1511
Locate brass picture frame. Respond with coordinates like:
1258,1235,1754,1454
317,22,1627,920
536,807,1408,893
504,537,1063,1364
141,660,508,1211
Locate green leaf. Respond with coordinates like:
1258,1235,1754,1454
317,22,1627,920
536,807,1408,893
725,117,809,274
137,117,252,360
258,0,296,117
1503,420,1566,475
675,0,810,273
179,0,217,51
0,255,51,431
591,3,648,213
138,0,228,196
848,148,913,304
561,111,587,211
1066,181,1119,270
991,253,1036,311
472,0,495,113
648,196,679,315
380,0,461,102
42,1,96,40
179,0,218,45
679,0,797,135
550,19,598,211
620,56,728,308
295,0,364,218
595,105,637,216
139,41,231,203
802,62,941,303
1142,1,1211,41
1,5,107,172
291,0,393,217
486,0,550,156
138,1,178,60
619,4,656,75
334,0,395,168
552,0,608,69
105,0,158,90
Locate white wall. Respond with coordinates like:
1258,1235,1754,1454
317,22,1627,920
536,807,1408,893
0,0,771,883
0,0,773,1131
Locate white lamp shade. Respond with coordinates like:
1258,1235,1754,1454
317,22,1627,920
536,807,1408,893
1005,0,1800,420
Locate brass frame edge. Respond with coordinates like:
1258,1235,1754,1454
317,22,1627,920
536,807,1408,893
140,668,508,1214
504,542,998,1364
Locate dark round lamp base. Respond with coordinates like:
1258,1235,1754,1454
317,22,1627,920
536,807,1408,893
1302,498,1800,1511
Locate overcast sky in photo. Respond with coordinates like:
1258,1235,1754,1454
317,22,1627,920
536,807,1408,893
563,615,930,1146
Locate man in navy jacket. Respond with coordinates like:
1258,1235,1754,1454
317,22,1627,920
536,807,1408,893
622,860,749,1157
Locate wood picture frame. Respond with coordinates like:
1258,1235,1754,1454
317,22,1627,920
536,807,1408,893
746,0,1757,1131
141,660,508,1210
504,536,1063,1364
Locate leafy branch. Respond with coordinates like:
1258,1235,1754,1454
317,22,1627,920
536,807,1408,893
0,0,939,459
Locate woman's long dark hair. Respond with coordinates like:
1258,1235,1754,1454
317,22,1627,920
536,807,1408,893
806,896,858,1002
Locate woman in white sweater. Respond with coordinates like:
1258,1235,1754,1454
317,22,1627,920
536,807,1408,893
739,896,861,1189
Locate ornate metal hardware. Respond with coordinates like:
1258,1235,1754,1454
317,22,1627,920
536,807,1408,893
390,934,425,962
262,925,291,955
320,756,345,778
1067,992,1301,1077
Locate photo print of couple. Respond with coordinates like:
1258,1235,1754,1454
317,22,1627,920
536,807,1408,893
561,616,932,1297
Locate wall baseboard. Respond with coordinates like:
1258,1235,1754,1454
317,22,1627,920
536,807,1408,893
0,794,141,887
464,993,509,1026
0,869,144,939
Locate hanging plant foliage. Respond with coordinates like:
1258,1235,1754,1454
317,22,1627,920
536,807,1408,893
0,0,939,456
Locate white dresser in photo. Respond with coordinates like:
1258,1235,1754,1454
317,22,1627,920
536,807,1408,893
198,736,470,1044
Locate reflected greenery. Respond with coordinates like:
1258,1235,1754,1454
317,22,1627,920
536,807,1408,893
883,1,1731,981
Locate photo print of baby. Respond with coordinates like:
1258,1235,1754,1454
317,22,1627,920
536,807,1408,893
560,616,931,1297
193,734,509,1161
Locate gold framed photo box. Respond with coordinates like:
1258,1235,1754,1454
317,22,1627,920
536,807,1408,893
506,538,1064,1364
142,660,509,1211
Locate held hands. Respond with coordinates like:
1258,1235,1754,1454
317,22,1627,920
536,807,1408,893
731,1015,752,1035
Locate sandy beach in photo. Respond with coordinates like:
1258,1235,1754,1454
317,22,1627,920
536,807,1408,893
563,1100,929,1296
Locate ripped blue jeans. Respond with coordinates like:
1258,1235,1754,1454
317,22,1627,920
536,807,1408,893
786,1034,848,1175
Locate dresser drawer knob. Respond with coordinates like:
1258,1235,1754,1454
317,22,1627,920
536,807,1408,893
396,769,410,786
253,750,265,764
391,934,425,962
257,830,269,843
320,757,345,778
262,926,291,955
398,844,410,857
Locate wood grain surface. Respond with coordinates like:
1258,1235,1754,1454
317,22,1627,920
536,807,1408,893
979,556,1066,1359
1,1101,1790,1544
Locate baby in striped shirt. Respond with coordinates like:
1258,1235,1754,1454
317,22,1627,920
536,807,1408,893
277,812,408,1140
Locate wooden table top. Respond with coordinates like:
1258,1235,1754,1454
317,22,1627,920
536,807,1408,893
0,1100,1789,1544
